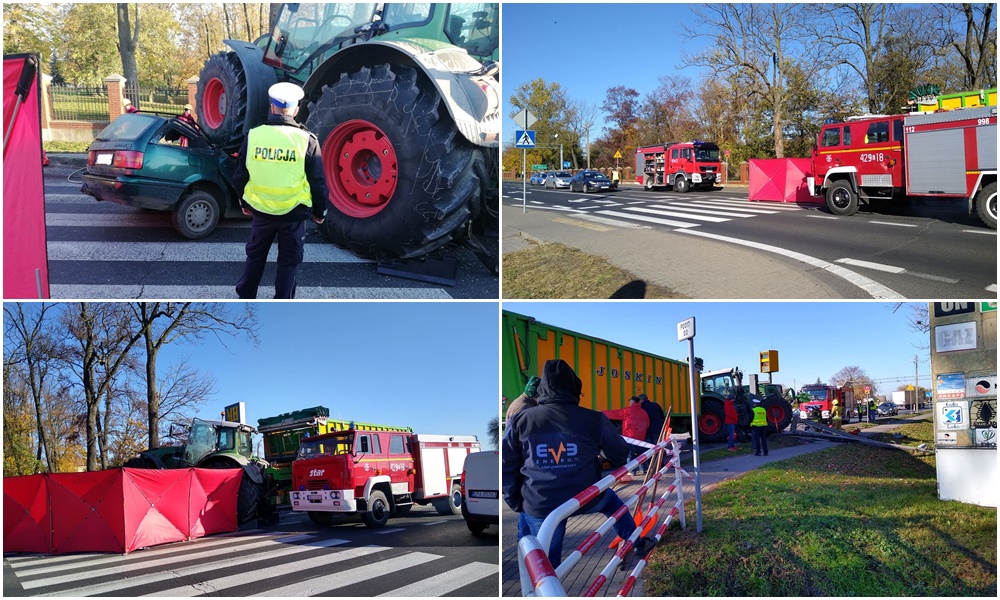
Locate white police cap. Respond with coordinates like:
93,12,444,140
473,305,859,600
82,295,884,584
269,82,304,109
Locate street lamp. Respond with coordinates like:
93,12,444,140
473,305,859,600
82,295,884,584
553,133,563,171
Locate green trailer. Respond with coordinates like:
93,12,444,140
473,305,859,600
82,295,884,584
502,310,791,442
257,406,411,505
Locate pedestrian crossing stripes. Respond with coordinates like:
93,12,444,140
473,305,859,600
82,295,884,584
39,174,497,299
5,531,498,597
504,193,806,230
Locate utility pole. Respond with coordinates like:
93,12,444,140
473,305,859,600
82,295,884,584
913,354,919,413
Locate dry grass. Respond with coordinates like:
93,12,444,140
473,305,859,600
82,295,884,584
501,242,687,299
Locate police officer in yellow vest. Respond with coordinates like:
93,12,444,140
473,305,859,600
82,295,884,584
233,82,327,299
750,399,769,456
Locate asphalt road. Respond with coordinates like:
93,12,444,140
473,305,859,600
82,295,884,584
504,182,997,299
36,163,498,300
3,504,498,597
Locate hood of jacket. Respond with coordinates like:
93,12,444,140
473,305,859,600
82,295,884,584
536,359,583,406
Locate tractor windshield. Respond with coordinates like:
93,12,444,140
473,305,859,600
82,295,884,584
442,3,498,61
702,374,735,397
264,3,379,73
184,419,217,465
297,432,354,460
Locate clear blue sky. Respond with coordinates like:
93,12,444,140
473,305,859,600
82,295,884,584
156,302,499,449
501,302,931,395
502,2,712,143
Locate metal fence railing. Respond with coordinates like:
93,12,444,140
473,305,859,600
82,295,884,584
48,84,109,121
124,82,187,115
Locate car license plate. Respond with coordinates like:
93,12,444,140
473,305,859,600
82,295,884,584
307,493,323,502
96,152,113,166
469,490,498,499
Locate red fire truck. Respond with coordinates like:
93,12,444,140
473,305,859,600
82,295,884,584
799,383,856,424
806,105,997,229
289,426,480,528
635,141,723,192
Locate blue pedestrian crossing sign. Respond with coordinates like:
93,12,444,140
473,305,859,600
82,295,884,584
515,130,536,148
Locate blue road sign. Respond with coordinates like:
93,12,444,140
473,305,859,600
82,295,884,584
515,130,536,148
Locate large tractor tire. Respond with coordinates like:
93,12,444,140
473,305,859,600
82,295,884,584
762,395,793,433
204,460,261,525
196,51,250,154
306,64,483,260
697,399,727,443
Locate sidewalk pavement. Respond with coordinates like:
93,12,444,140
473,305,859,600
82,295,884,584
502,203,843,299
501,436,838,597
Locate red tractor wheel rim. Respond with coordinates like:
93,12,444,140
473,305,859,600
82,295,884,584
700,413,722,436
203,78,227,129
322,119,399,218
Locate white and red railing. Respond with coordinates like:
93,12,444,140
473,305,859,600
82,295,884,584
517,432,694,597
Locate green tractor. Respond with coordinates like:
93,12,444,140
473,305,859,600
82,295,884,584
123,418,269,524
195,3,499,265
699,368,793,443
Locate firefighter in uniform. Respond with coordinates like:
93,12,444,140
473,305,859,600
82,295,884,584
233,82,327,299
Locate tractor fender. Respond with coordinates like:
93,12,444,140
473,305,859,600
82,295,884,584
303,40,499,148
222,39,279,136
199,453,267,484
135,451,168,469
362,476,393,502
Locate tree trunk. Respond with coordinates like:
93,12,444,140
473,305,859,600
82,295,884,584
116,4,141,98
145,331,160,448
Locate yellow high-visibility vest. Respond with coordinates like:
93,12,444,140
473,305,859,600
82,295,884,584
244,124,312,215
751,405,768,427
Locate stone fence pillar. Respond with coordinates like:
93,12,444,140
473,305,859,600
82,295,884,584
39,73,52,140
105,74,127,120
186,76,199,121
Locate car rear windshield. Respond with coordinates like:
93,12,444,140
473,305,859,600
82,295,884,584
94,114,159,142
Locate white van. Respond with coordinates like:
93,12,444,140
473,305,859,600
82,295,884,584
460,450,499,534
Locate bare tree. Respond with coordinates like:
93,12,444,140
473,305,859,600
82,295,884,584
683,4,814,158
566,98,599,170
128,302,259,449
933,3,996,89
116,4,140,95
3,303,62,472
831,365,877,400
63,303,143,471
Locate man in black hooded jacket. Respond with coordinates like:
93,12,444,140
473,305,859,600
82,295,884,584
502,359,654,568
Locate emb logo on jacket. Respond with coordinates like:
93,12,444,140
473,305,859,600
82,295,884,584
532,436,579,468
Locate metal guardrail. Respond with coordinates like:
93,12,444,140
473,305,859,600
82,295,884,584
517,432,695,597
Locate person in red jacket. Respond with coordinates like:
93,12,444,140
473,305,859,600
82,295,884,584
724,397,739,451
603,396,650,474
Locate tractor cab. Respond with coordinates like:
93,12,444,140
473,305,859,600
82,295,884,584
263,3,499,77
181,418,256,466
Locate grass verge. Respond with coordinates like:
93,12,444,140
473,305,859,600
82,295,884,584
501,241,687,299
644,431,996,596
44,140,90,153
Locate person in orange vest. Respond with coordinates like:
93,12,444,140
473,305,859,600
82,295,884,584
232,82,328,299
603,396,650,475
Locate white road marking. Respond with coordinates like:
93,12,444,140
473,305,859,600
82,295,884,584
46,241,370,263
694,198,804,210
963,229,997,235
577,215,648,229
679,230,905,298
986,284,998,292
868,221,918,227
150,545,391,597
376,561,497,597
48,285,452,300
375,528,407,535
808,215,840,220
622,206,729,223
420,520,450,526
595,210,700,229
252,551,442,596
649,204,757,218
835,258,960,284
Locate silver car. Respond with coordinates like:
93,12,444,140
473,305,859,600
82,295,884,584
544,171,573,189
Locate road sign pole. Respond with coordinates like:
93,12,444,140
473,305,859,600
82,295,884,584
522,149,527,213
677,317,702,533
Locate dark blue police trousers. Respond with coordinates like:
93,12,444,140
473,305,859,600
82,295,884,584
236,215,305,299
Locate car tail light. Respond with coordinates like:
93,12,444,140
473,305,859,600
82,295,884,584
87,151,96,166
460,470,466,496
113,150,144,170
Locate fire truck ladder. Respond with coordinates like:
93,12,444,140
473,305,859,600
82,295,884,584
517,432,694,597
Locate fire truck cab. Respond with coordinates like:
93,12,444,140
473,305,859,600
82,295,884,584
807,105,997,229
636,141,723,192
289,427,480,528
799,383,856,424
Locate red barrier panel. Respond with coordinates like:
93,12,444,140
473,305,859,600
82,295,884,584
2,468,241,554
748,158,820,204
3,54,50,298
3,473,48,553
